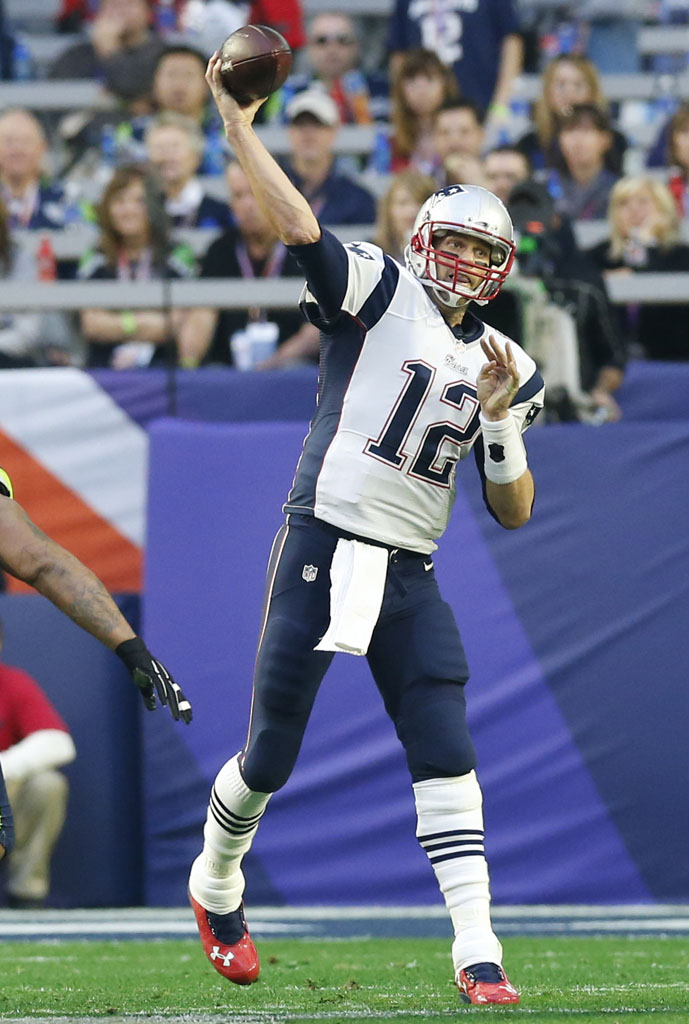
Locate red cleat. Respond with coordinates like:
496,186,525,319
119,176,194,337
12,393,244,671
457,962,520,1005
188,890,260,984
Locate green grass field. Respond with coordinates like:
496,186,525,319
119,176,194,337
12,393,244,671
1,936,688,1022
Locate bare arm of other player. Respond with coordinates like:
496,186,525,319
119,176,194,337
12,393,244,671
0,495,192,722
477,336,535,529
0,498,135,649
205,54,320,247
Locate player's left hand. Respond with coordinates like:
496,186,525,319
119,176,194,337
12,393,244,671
116,636,192,724
477,336,519,420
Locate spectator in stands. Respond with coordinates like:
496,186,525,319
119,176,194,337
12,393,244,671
151,45,226,175
664,104,689,217
373,168,436,263
271,12,388,125
548,104,618,223
0,617,76,909
0,110,71,230
387,0,523,126
57,43,225,208
586,176,689,363
483,145,532,207
177,160,319,368
50,0,166,107
516,55,627,176
386,49,458,175
145,113,232,229
484,145,626,421
78,164,195,369
431,99,486,187
0,197,42,367
282,90,376,226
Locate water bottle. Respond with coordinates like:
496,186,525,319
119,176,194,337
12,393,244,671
12,37,32,81
36,235,57,282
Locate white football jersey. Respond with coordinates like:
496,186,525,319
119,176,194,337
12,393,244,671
285,233,544,554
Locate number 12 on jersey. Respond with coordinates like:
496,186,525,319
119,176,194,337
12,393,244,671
365,360,481,487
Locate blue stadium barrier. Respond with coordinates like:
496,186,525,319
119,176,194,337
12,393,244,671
141,417,688,906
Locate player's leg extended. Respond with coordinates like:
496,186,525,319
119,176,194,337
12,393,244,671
367,555,518,1005
190,517,335,982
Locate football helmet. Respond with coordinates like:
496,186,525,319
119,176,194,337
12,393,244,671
405,184,515,307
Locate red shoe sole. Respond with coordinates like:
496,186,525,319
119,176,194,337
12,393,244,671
188,890,260,984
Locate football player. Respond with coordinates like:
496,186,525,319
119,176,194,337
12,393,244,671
0,468,191,724
188,54,545,1007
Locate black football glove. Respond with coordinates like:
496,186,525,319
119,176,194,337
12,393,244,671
116,636,192,724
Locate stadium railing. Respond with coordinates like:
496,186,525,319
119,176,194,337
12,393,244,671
14,219,689,262
6,73,689,111
0,272,687,311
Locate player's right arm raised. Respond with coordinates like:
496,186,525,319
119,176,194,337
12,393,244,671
206,54,320,247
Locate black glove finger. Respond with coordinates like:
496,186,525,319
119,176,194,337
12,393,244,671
168,680,193,724
149,659,171,707
132,668,157,711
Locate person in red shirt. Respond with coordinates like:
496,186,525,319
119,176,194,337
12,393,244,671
0,463,192,897
0,621,76,908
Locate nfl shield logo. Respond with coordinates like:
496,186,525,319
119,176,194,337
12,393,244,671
302,564,318,582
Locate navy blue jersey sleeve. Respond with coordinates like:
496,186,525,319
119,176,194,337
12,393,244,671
287,228,350,321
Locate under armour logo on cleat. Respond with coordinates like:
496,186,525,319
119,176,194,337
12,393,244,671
210,946,235,967
302,565,318,582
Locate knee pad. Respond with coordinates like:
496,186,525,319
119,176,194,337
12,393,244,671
396,678,477,782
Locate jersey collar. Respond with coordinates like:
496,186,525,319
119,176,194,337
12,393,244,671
450,309,484,343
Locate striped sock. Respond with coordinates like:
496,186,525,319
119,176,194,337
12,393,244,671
188,753,271,915
414,771,502,975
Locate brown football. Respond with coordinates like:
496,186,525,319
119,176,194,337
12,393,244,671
219,25,292,105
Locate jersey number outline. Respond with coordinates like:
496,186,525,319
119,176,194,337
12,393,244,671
365,360,480,487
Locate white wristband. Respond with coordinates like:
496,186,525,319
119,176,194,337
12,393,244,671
480,412,528,484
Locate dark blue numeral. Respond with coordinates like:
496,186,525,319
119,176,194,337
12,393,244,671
366,361,434,468
366,370,480,486
410,383,480,485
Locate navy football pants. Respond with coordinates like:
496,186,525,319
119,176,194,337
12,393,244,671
241,514,477,792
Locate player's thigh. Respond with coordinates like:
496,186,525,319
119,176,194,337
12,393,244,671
251,517,336,718
368,572,475,780
244,518,336,791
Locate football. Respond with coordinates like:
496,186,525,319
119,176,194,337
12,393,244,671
219,25,292,105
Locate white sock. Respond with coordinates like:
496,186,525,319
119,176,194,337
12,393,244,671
188,753,271,914
413,772,502,976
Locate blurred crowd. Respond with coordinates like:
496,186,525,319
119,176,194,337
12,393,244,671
0,0,688,422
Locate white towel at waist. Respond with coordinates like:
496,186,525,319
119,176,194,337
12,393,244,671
314,537,389,656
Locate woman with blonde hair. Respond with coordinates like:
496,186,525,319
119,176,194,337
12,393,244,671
516,54,627,175
385,49,459,175
373,168,437,262
586,176,689,361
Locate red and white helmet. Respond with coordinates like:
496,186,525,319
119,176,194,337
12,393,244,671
404,184,515,307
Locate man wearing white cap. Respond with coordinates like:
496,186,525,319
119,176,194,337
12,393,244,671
283,88,376,226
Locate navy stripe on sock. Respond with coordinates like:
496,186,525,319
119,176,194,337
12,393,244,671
421,838,486,853
428,849,487,865
418,829,484,844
